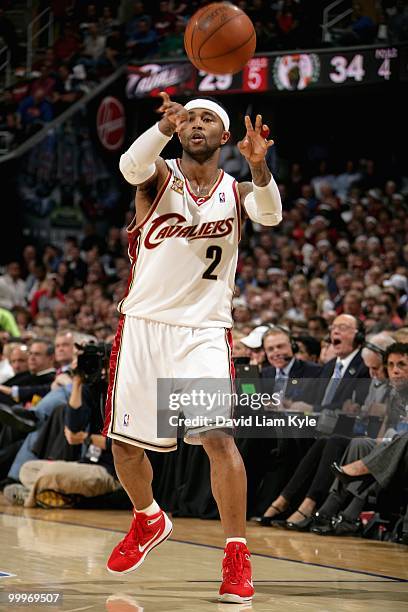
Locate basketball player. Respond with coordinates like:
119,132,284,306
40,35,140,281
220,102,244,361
103,92,282,604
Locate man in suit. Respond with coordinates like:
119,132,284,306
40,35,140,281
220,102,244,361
291,314,370,413
0,339,56,484
248,326,321,520
0,339,56,407
317,314,370,412
261,326,321,405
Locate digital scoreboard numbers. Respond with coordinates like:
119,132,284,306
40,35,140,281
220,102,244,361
271,47,400,91
326,47,399,86
126,44,405,99
196,58,269,93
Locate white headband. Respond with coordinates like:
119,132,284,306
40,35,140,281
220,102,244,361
184,99,230,131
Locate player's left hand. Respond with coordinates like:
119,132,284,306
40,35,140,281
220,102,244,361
238,114,274,164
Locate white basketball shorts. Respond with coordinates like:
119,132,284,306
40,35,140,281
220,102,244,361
103,315,234,452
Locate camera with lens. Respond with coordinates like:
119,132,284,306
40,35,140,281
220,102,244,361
74,342,112,384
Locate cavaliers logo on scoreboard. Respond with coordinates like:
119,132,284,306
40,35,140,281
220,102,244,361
273,53,320,91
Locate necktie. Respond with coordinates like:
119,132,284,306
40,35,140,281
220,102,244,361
274,368,288,397
322,361,343,405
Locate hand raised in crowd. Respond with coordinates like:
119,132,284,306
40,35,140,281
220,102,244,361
157,91,189,135
238,114,274,165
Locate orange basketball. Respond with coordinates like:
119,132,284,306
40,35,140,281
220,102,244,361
184,2,256,75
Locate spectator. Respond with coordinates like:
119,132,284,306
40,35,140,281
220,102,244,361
261,326,321,404
125,1,151,41
17,88,53,135
0,262,26,310
52,63,84,115
307,316,329,341
0,338,55,407
0,307,20,338
0,340,14,383
30,64,58,99
240,325,269,369
53,22,82,63
126,17,158,59
30,274,65,318
7,344,29,375
154,1,177,40
334,3,377,45
157,19,186,59
81,22,107,63
293,334,322,363
387,0,408,42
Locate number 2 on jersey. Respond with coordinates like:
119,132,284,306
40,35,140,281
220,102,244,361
202,245,222,280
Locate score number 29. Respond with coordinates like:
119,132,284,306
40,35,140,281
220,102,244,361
330,53,392,83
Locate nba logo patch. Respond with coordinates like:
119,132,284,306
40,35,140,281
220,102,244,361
171,177,184,195
123,414,130,427
219,192,225,203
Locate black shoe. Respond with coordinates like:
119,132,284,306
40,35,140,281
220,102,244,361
286,510,314,531
0,477,18,492
0,405,37,433
260,504,290,526
330,462,373,485
310,513,336,535
333,515,362,536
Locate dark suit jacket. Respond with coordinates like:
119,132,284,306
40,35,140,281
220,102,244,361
261,358,322,405
0,370,56,406
315,351,370,412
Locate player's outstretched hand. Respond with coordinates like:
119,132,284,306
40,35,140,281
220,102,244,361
157,91,189,134
238,114,274,165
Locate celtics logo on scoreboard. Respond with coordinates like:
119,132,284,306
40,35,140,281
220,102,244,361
272,53,320,91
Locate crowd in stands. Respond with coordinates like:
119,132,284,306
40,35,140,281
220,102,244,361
0,146,407,544
1,1,407,149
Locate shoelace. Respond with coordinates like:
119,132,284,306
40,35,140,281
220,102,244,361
120,516,157,552
223,547,247,585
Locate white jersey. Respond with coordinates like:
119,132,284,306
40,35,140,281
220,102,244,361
119,158,241,328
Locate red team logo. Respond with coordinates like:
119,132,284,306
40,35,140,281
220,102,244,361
144,213,234,249
96,96,125,151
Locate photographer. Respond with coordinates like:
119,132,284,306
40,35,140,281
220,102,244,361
3,342,121,508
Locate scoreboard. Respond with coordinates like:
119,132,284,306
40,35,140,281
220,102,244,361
126,44,406,99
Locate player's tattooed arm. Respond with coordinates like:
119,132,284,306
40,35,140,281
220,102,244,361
237,115,282,227
238,114,274,186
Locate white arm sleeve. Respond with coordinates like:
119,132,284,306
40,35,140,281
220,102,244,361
243,176,282,226
119,122,172,185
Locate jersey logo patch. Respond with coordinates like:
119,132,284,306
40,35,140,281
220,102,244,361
219,192,225,202
171,177,184,195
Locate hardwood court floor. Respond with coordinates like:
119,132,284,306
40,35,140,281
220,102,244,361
0,497,407,611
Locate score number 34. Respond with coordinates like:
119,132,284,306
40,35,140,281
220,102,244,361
330,53,392,82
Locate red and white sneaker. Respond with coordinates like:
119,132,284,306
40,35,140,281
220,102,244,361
107,508,173,574
218,542,255,604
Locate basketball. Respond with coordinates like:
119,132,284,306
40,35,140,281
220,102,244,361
184,2,256,75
